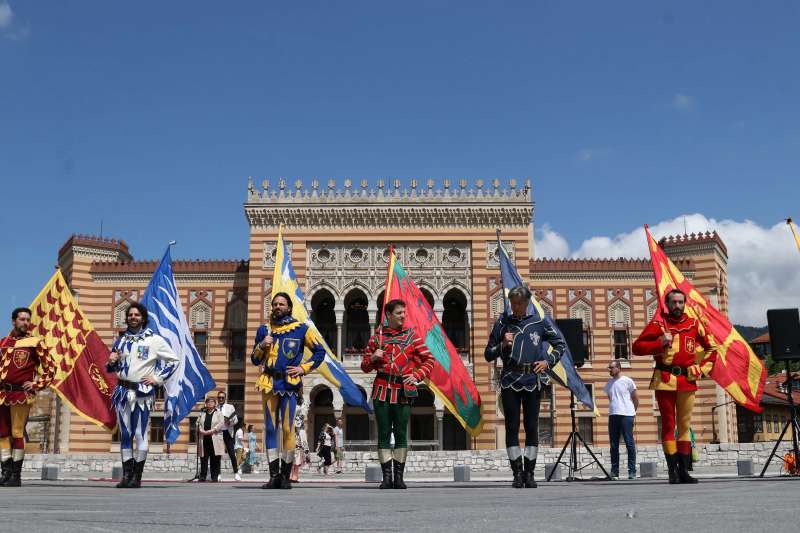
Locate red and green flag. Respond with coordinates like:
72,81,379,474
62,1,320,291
384,246,483,436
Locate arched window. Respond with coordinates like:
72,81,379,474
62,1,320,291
311,288,337,349
344,289,370,351
442,288,469,350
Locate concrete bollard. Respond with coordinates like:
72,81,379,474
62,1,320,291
737,459,754,476
639,462,657,478
41,464,59,481
111,465,123,481
453,465,471,482
365,464,382,482
545,463,561,481
241,463,252,474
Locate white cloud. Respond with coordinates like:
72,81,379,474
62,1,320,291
534,214,800,325
578,148,611,161
0,2,13,29
672,93,695,111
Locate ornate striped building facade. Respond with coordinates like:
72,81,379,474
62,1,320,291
32,178,738,454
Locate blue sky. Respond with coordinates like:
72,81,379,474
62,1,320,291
1,1,798,324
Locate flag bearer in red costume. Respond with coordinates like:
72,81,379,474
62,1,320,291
0,307,55,487
633,289,716,484
362,299,435,489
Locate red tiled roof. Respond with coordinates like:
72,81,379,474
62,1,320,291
530,257,694,272
751,332,770,344
658,231,728,256
761,372,800,405
91,259,249,274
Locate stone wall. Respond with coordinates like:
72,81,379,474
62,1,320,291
22,442,796,474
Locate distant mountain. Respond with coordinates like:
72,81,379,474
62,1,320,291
734,325,768,342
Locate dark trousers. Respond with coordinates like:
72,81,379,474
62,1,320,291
608,415,636,475
501,387,541,448
200,455,221,481
222,430,239,473
374,399,411,449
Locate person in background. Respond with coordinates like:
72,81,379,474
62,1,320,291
197,396,224,482
234,420,245,469
315,423,333,475
290,413,308,482
333,417,345,474
216,390,241,482
604,360,639,480
246,424,259,474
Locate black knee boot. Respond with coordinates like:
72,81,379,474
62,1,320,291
116,459,135,488
665,453,680,484
392,460,407,490
379,461,393,489
0,458,12,486
280,461,293,490
128,460,145,489
523,458,537,488
510,457,524,488
6,459,23,487
677,453,698,484
262,459,282,489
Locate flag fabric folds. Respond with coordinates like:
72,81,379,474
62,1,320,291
29,270,118,430
140,247,217,444
788,218,800,255
644,225,766,412
383,246,484,436
272,229,372,412
496,233,595,411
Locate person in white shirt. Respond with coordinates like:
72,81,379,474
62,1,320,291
234,423,245,470
106,303,178,489
216,391,241,481
604,360,639,479
333,418,345,474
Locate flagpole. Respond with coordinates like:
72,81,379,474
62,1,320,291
788,218,800,255
378,244,394,349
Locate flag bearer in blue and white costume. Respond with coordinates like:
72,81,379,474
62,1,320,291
252,292,326,490
106,302,177,488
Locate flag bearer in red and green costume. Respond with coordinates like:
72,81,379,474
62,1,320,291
362,299,435,489
633,289,716,484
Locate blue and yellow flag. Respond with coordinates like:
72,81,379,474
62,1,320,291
496,231,595,410
272,228,372,412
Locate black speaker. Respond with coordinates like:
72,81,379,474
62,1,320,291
555,318,586,367
767,308,800,362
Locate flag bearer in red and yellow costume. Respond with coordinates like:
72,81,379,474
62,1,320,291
633,289,716,484
362,299,435,490
0,307,55,487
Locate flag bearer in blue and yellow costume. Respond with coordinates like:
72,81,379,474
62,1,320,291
251,292,326,490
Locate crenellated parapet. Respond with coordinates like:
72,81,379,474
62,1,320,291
244,177,533,229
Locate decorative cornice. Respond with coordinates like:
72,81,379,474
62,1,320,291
91,272,246,285
91,259,249,274
659,231,728,257
59,234,132,261
244,177,533,229
531,257,695,272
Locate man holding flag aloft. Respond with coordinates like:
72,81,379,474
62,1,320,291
252,292,326,490
485,285,567,488
633,289,716,484
106,302,178,488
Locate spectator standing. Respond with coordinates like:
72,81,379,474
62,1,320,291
604,360,639,479
197,397,224,482
333,418,345,474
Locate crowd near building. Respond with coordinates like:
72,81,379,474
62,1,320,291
27,178,747,456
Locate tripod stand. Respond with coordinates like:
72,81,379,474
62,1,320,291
759,360,800,477
547,392,611,481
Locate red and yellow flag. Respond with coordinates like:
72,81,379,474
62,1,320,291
645,226,766,412
383,246,483,436
30,270,118,430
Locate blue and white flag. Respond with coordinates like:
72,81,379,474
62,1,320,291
141,246,217,444
496,231,595,411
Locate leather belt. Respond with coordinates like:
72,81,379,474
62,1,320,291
377,372,405,384
118,380,139,391
508,362,538,375
1,383,26,392
655,363,688,377
263,367,285,380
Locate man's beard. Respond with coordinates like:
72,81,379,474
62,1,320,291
669,307,683,319
271,309,289,321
